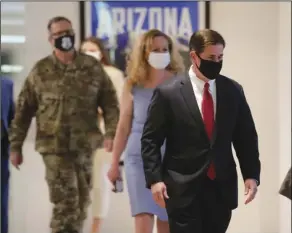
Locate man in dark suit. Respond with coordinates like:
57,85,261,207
1,77,14,233
279,168,291,200
141,29,261,233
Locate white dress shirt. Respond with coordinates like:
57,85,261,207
188,67,259,185
188,66,217,117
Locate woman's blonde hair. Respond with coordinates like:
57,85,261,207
126,29,185,89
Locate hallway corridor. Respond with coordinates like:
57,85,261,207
8,125,134,233
6,124,291,233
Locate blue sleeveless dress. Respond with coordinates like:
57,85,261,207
124,86,168,221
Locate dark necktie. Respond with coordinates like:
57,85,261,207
202,83,216,180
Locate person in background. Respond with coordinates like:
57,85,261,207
80,37,124,99
9,16,119,233
279,167,291,200
107,29,184,233
1,77,14,233
141,29,261,233
80,37,124,233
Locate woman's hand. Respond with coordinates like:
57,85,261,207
107,162,120,184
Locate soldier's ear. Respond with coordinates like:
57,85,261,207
48,35,53,44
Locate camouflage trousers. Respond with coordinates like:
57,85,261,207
42,151,93,233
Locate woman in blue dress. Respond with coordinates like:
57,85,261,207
108,29,184,233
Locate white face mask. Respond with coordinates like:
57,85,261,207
148,52,170,70
85,51,102,61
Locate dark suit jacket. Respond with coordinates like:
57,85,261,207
141,74,260,210
279,168,291,200
1,77,14,154
1,77,14,132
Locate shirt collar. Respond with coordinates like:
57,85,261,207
51,50,79,70
188,66,216,91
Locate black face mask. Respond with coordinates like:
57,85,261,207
54,34,75,52
197,55,223,80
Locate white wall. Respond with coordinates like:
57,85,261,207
212,2,291,233
15,2,80,95
278,2,291,233
8,2,291,233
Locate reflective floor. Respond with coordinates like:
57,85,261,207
7,124,290,233
8,124,134,233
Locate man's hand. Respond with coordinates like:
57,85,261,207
244,179,258,204
10,152,23,170
103,138,113,152
151,182,169,208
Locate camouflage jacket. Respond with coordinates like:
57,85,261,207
9,52,119,154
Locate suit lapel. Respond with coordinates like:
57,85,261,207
180,75,208,140
180,74,229,145
211,76,227,145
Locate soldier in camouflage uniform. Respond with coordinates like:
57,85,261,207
9,16,119,233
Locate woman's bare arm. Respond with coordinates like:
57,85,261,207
111,84,133,165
